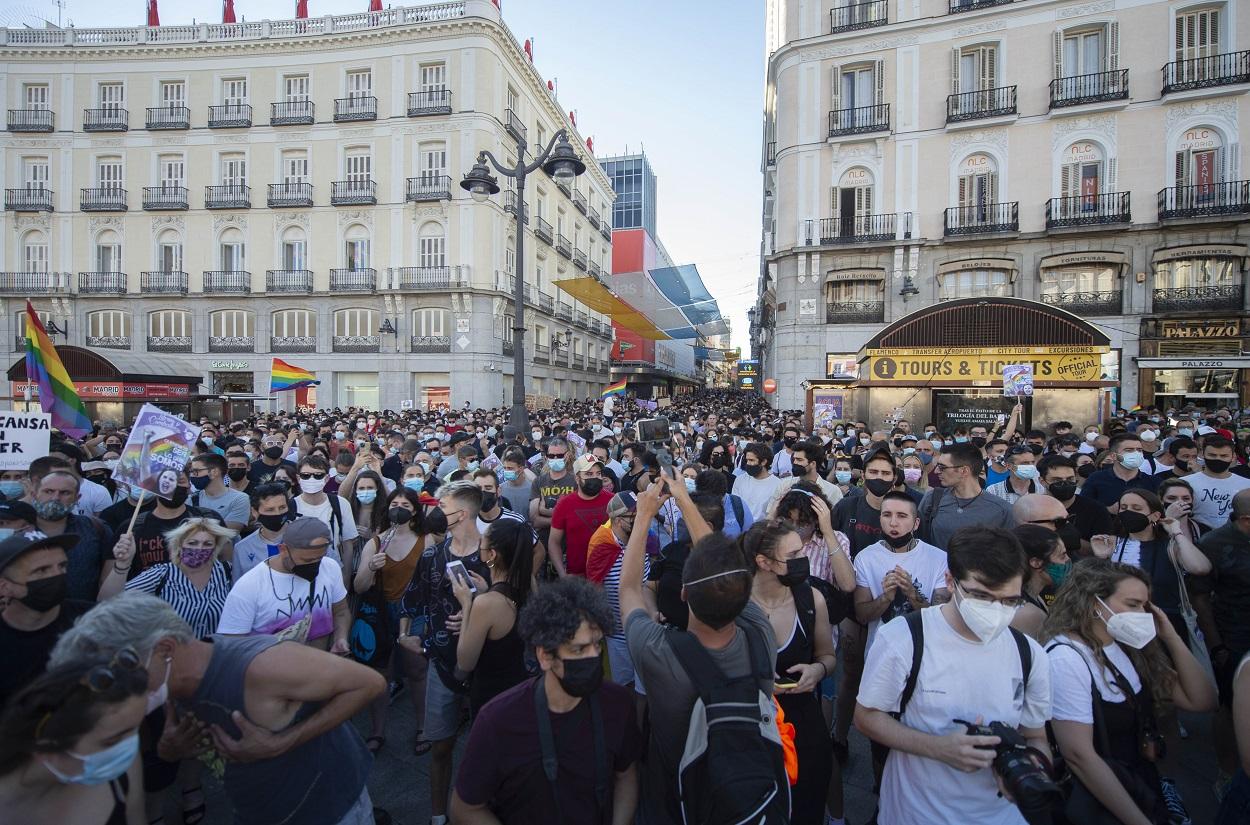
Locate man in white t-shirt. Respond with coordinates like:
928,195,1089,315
217,517,350,653
854,492,950,651
732,443,784,521
855,526,1052,825
1185,435,1250,530
291,454,358,583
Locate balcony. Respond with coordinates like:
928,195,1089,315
208,103,252,128
946,86,1017,123
504,190,529,222
944,202,1019,235
5,188,53,212
573,249,588,271
333,335,380,353
266,269,313,293
147,336,192,353
535,216,554,244
0,272,53,293
405,175,452,202
1163,51,1250,95
146,106,190,130
533,343,550,364
83,108,128,131
575,310,589,329
502,340,514,357
334,96,377,122
818,213,911,244
1152,285,1244,313
1158,181,1250,220
271,100,315,125
205,185,251,210
1041,290,1123,316
410,335,451,353
81,187,127,212
270,336,316,353
78,271,127,294
828,104,890,137
601,222,612,242
331,180,376,206
143,186,189,211
830,0,887,32
407,89,452,116
504,108,526,143
556,301,573,321
202,270,251,293
1049,70,1129,109
588,206,600,229
765,141,777,167
555,234,572,259
588,261,601,278
572,189,588,214
268,182,313,208
141,271,188,294
826,301,885,324
329,268,376,291
948,0,1013,12
87,336,130,350
7,109,53,132
209,336,255,353
1045,192,1131,228
396,267,453,290
573,353,585,370
538,290,555,313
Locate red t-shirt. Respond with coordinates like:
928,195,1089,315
551,490,612,576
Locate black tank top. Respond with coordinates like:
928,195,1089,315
469,583,528,718
106,774,128,825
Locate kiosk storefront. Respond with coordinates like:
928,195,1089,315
850,298,1112,430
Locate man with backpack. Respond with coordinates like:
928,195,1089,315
854,526,1052,825
620,475,790,825
291,454,357,584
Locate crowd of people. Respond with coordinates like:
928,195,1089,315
2,388,1249,824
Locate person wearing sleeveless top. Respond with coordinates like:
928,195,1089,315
353,487,426,754
452,517,535,720
0,653,149,825
746,520,838,825
47,591,387,825
1043,559,1216,825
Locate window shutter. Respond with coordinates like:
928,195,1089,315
1175,150,1189,186
832,187,841,219
1209,9,1220,53
856,185,872,217
831,67,841,112
988,173,999,205
1107,157,1118,191
874,60,884,106
1215,145,1226,183
1229,143,1240,180
1175,13,1186,58
951,48,961,96
1108,22,1119,70
1052,31,1064,79
983,46,997,89
958,175,968,207
1060,164,1073,199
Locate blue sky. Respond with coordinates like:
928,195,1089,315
30,0,764,351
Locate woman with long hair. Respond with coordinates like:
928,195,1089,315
354,487,428,755
1155,478,1204,543
1043,559,1216,825
698,440,735,490
0,653,149,824
1010,523,1070,639
345,469,388,543
901,453,928,494
451,518,536,719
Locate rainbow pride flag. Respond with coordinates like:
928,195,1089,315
270,358,320,392
24,301,91,438
601,379,627,398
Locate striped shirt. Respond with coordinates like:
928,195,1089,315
124,560,232,640
603,537,649,641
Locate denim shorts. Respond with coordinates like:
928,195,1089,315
424,667,466,741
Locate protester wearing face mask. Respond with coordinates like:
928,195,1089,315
346,470,388,543
186,454,249,533
1152,436,1198,481
230,484,291,584
290,455,355,585
550,455,612,578
0,653,148,824
1183,436,1250,530
1079,433,1160,512
986,446,1042,505
499,448,536,516
1043,560,1217,825
1009,524,1070,639
732,443,785,521
246,432,297,486
0,530,89,706
223,450,252,497
473,468,530,538
25,470,112,603
855,527,1052,825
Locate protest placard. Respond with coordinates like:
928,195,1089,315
111,404,199,497
0,411,50,470
1002,365,1034,397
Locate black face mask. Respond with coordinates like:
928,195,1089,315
579,478,604,497
227,467,248,482
1206,458,1233,474
388,506,413,525
557,654,604,698
287,554,321,582
783,437,797,448
1077,464,1096,479
710,455,724,468
1117,510,1151,535
479,493,498,512
263,446,284,461
1048,481,1078,501
884,531,914,549
424,507,449,535
258,512,288,533
16,573,66,612
1172,459,1190,473
777,556,810,587
751,464,769,478
160,487,189,509
970,436,987,448
865,478,893,497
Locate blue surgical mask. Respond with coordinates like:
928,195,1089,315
548,458,566,473
1013,465,1040,481
955,436,969,444
503,469,519,482
419,461,431,474
356,489,377,504
1178,428,1194,437
918,452,933,465
684,478,697,493
404,478,425,493
835,470,853,484
42,732,139,786
0,480,25,499
465,460,479,472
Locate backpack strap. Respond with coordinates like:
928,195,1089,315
534,676,608,825
1010,627,1033,696
792,580,817,648
326,494,344,544
666,629,728,703
895,611,925,720
1046,641,1112,757
730,495,745,530
920,488,944,544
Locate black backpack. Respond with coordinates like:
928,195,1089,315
664,619,791,825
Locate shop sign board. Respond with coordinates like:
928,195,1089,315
865,351,1101,383
1002,365,1034,397
1159,319,1241,339
1137,358,1250,369
933,392,1014,432
12,381,121,400
210,361,250,370
0,411,50,469
122,383,191,398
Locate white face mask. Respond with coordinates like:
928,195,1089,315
1086,432,1099,442
145,651,173,715
955,582,1018,644
1097,596,1157,649
299,477,327,495
1138,429,1157,442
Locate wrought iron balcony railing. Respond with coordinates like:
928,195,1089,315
270,99,315,125
504,108,526,143
504,190,529,222
572,189,588,214
334,96,377,122
7,109,53,132
407,89,452,116
538,290,555,313
556,302,573,321
0,272,53,293
826,301,885,324
573,249,588,271
1152,284,1244,313
329,268,376,291
333,335,380,353
1157,181,1250,220
146,106,190,129
1041,290,1123,316
601,222,612,241
5,188,53,211
831,0,887,32
555,234,572,258
205,184,251,209
818,213,911,244
1045,192,1131,228
202,270,251,293
147,336,192,353
87,336,130,349
268,182,313,208
141,271,188,294
266,270,313,293
83,107,128,131
271,336,316,353
405,175,452,202
395,267,453,290
535,216,554,244
828,103,890,137
81,187,127,211
209,336,254,353
410,335,451,353
331,180,376,205
588,206,600,229
78,271,127,294
948,0,1013,13
208,103,252,128
1050,69,1129,108
944,202,1019,235
143,185,188,210
1162,51,1250,95
947,85,1017,123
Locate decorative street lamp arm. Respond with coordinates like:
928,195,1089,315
476,128,569,180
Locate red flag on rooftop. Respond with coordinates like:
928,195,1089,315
146,0,159,26
524,39,532,61
296,0,308,18
368,0,382,10
223,0,236,23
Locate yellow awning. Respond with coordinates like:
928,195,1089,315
553,277,671,340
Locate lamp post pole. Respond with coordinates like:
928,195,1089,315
462,129,586,439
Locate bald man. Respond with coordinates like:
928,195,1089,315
1013,493,1068,532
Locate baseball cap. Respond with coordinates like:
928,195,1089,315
574,454,604,474
606,492,637,520
0,500,38,525
0,528,78,575
282,517,332,550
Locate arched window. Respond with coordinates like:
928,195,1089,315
830,167,875,239
156,228,182,273
21,230,47,273
957,153,998,208
210,309,254,352
271,309,317,352
344,224,370,270
333,308,379,353
147,309,191,352
412,307,448,338
1174,125,1224,187
86,310,130,348
951,153,1009,231
219,227,245,272
94,229,121,273
419,222,445,269
280,225,306,271
1060,141,1105,198
1054,141,1119,221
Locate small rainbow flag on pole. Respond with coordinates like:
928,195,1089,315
601,379,627,398
24,301,92,438
269,358,320,392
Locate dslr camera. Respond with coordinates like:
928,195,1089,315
955,719,1062,825
636,416,677,475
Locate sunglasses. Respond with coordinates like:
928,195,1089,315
298,472,327,480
